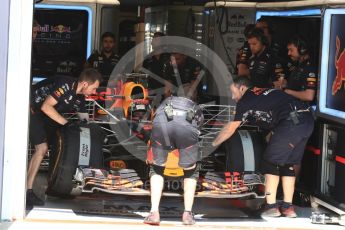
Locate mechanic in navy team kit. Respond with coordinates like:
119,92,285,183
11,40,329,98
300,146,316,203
247,28,286,89
283,36,317,181
212,76,314,218
27,68,102,207
284,36,317,105
84,32,119,85
144,96,203,226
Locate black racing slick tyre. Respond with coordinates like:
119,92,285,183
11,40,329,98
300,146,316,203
47,123,105,197
224,130,265,173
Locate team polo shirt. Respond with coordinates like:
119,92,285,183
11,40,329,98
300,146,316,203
234,88,306,130
248,48,286,88
143,53,171,90
86,52,119,77
286,59,317,91
31,75,86,114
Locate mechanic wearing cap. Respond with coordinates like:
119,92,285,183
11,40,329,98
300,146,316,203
144,96,203,225
247,28,286,89
27,68,101,207
212,76,314,218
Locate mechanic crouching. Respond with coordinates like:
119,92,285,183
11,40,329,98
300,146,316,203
144,96,203,225
212,76,314,218
27,69,102,207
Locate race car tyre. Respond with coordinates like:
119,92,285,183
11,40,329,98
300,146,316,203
224,129,265,173
47,123,105,197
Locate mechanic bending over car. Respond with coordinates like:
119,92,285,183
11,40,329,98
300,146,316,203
212,76,314,218
144,96,203,225
27,68,102,207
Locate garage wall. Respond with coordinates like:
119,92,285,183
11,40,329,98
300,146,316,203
1,0,34,221
0,0,10,219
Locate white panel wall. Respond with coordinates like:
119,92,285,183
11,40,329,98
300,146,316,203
0,0,10,220
1,0,34,221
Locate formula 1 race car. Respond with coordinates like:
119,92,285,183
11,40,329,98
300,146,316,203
45,73,266,209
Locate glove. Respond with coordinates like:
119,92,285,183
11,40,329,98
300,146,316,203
63,120,81,132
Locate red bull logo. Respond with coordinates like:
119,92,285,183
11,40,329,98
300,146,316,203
50,24,71,34
332,36,345,95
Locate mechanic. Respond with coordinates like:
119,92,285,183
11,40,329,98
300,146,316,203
247,28,286,89
284,36,317,183
27,68,102,207
144,96,203,225
236,24,255,76
163,52,203,101
142,32,171,93
212,76,314,218
84,32,119,85
284,36,317,105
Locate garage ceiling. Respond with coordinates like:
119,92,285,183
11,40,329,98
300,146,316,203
118,0,300,7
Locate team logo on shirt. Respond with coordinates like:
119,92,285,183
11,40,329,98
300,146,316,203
54,90,61,97
307,73,317,87
251,87,267,95
61,84,69,91
243,110,272,124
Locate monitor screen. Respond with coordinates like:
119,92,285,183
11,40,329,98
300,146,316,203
256,8,321,20
32,4,92,79
319,9,345,124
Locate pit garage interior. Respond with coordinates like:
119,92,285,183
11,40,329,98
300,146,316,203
1,0,345,229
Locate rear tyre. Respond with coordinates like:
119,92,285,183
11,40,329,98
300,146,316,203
224,129,265,173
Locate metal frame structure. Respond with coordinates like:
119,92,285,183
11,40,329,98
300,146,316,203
57,98,265,199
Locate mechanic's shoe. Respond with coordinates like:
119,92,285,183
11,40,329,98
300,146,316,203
144,211,160,225
261,205,281,218
281,205,297,218
182,211,196,225
26,189,45,206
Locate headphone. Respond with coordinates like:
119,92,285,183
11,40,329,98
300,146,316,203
290,36,308,55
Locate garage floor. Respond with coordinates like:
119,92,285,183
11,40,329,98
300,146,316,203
5,172,341,230
4,204,343,230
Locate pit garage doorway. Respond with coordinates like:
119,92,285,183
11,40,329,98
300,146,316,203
1,0,34,221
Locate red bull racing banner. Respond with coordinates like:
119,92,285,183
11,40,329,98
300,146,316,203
320,10,345,123
32,7,90,78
